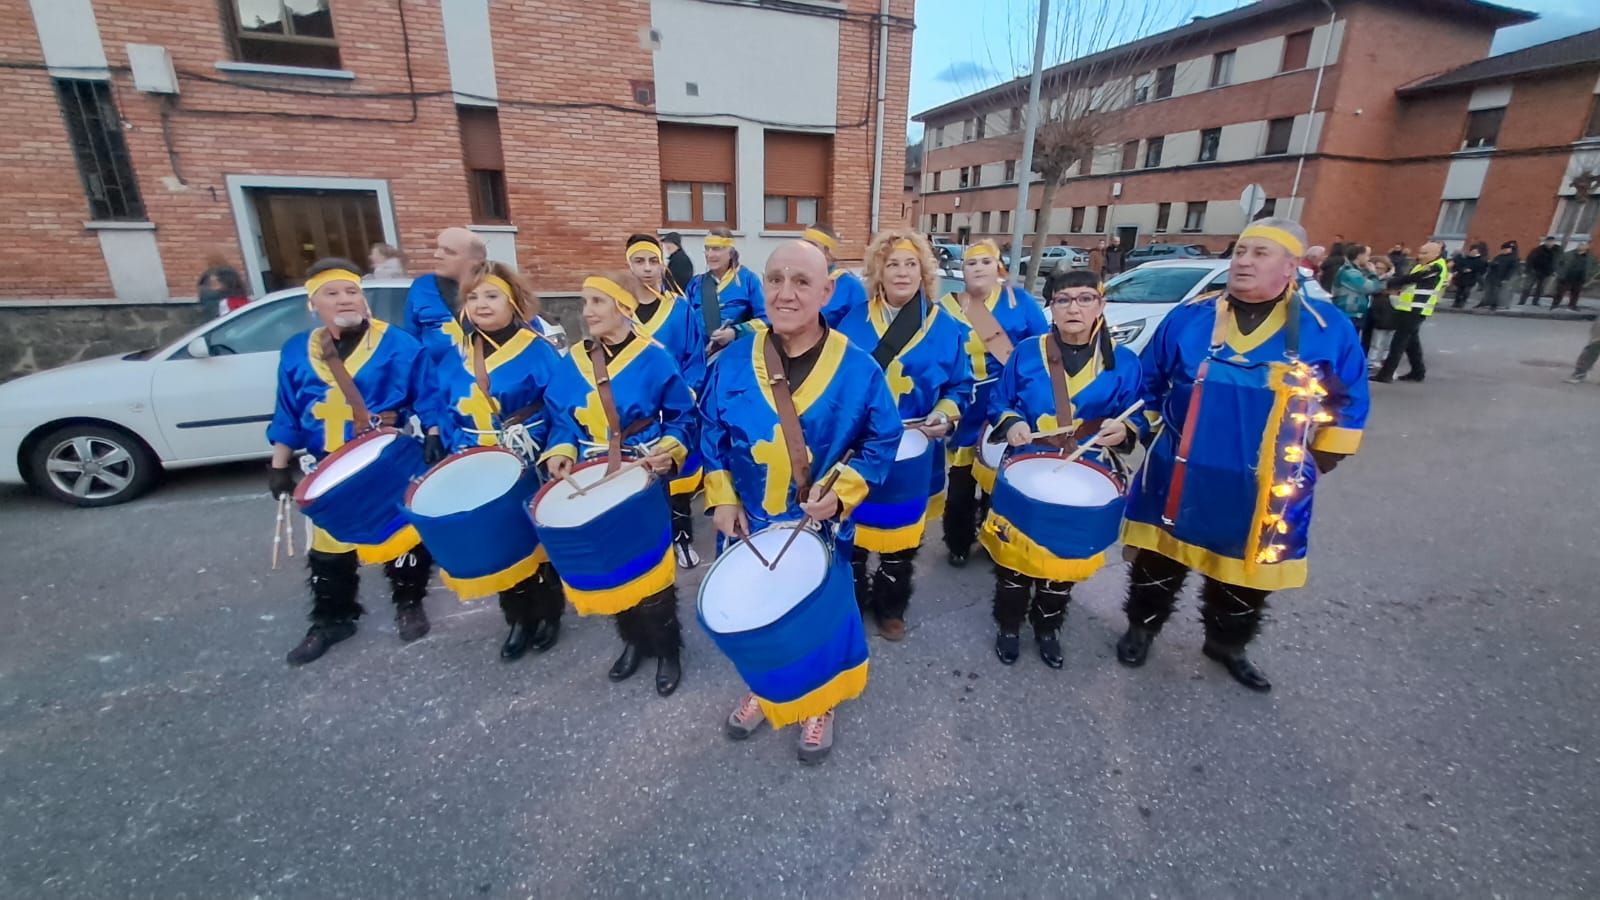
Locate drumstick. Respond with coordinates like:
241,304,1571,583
735,520,772,568
271,496,285,570
283,495,295,559
570,457,648,497
1053,399,1145,471
768,450,855,572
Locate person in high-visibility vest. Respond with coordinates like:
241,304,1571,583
1374,240,1449,383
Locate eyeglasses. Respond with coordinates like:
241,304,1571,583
1049,294,1102,307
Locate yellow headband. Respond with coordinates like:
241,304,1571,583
469,274,515,299
626,240,663,262
583,275,637,314
891,238,919,255
703,235,735,249
1239,223,1306,258
305,268,362,297
802,227,838,253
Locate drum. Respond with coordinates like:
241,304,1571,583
925,437,948,520
853,428,935,553
979,453,1126,582
295,428,427,564
403,448,545,600
528,459,674,616
973,430,1006,493
697,526,868,729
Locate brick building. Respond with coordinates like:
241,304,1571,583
1,0,913,376
911,0,1600,261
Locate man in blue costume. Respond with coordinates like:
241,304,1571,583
267,259,433,666
701,240,901,764
402,226,487,363
1116,218,1369,692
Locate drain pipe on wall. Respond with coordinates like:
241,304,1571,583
869,0,890,234
1287,0,1337,222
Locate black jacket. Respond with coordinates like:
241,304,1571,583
1487,251,1519,280
666,249,694,296
1526,244,1559,276
1386,257,1448,292
1453,253,1487,284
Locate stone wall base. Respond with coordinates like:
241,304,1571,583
0,303,211,382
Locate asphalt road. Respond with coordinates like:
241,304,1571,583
2,314,1597,898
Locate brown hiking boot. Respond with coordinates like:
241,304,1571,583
797,710,835,765
726,693,766,740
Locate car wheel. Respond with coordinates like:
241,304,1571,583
26,424,158,507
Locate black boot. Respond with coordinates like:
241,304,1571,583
655,652,682,696
501,622,532,661
1120,550,1187,668
386,546,432,643
608,643,642,681
1202,641,1272,691
995,631,1020,664
942,464,979,564
872,549,915,641
1036,630,1063,669
991,567,1030,666
851,548,872,616
290,550,362,666
528,618,560,652
287,620,357,666
1116,626,1155,667
1031,579,1071,670
1199,578,1273,692
500,565,564,658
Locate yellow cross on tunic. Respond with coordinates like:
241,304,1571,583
456,386,501,447
752,422,797,517
312,390,355,453
574,387,612,446
885,358,914,404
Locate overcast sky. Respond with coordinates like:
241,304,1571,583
907,0,1600,140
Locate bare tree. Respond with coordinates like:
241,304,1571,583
965,0,1195,293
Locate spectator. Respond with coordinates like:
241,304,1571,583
1088,239,1107,276
1565,316,1600,383
1103,237,1126,276
1553,241,1594,311
1366,255,1396,366
1478,241,1519,311
1387,244,1409,275
1316,242,1345,292
661,231,694,296
1520,235,1561,306
1332,243,1386,330
1450,242,1488,308
367,243,406,280
197,258,249,317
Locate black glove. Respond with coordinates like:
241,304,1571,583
423,432,447,465
268,465,296,499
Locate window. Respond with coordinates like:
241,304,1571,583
980,211,991,233
963,119,974,142
1144,136,1164,168
1155,65,1176,100
1070,207,1086,233
1255,198,1277,220
763,130,831,229
1096,205,1108,232
971,166,982,187
999,210,1010,233
1120,140,1139,171
1211,50,1235,87
659,123,736,227
190,293,316,357
932,171,942,191
1004,159,1017,182
458,106,508,224
222,0,341,69
1183,201,1207,233
1030,209,1040,231
934,125,945,147
1199,127,1222,162
1263,117,1294,155
943,213,953,231
1010,107,1023,131
1554,195,1600,242
54,79,145,221
1461,107,1505,150
1586,95,1600,138
1435,199,1476,237
1134,82,1151,104
975,116,986,140
1155,202,1172,233
1281,29,1312,72
959,167,971,188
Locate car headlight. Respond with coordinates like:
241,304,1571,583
1109,319,1146,345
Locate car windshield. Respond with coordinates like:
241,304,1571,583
1104,266,1213,303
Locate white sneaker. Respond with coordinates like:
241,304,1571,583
1565,374,1585,384
673,534,700,568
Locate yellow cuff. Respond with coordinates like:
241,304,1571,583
832,464,870,515
933,398,961,421
538,443,578,465
654,435,689,466
704,469,740,507
1310,426,1362,454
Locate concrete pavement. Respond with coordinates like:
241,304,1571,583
1,313,1597,898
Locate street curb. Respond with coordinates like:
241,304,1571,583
1435,306,1596,322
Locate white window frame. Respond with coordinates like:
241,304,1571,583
1434,198,1477,239
226,174,399,297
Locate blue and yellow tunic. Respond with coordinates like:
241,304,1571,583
978,334,1143,581
1122,289,1370,591
938,285,1049,471
822,268,868,327
637,291,710,496
416,327,563,454
835,294,973,551
685,265,766,332
400,274,467,365
538,336,697,472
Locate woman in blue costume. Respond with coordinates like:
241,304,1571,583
803,225,869,326
834,230,972,641
686,227,767,358
979,269,1142,669
266,258,432,666
624,233,708,568
414,261,567,661
701,240,902,765
1116,219,1370,692
937,240,1049,566
540,272,697,697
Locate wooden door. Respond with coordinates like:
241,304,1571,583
253,189,384,291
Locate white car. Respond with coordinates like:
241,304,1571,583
1017,245,1090,277
1101,258,1332,354
0,279,567,507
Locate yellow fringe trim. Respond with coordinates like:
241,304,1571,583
440,545,549,602
758,660,870,730
669,468,704,496
978,512,1105,582
925,491,947,521
1121,520,1308,591
853,519,926,554
973,460,998,494
355,524,422,565
564,547,677,617
948,446,976,467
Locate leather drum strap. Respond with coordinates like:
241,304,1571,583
318,330,375,436
761,333,814,498
1161,298,1232,526
965,289,1015,366
471,334,499,423
700,272,722,336
587,341,626,473
1041,335,1075,450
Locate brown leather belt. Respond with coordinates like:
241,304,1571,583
761,333,814,498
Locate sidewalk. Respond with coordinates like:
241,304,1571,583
1435,298,1596,322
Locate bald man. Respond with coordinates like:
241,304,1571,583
1374,239,1447,383
402,226,488,362
699,240,901,765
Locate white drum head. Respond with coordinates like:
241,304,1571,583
700,527,828,633
1003,458,1121,507
897,428,930,461
410,451,522,517
534,463,651,528
979,434,1004,469
305,433,395,500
